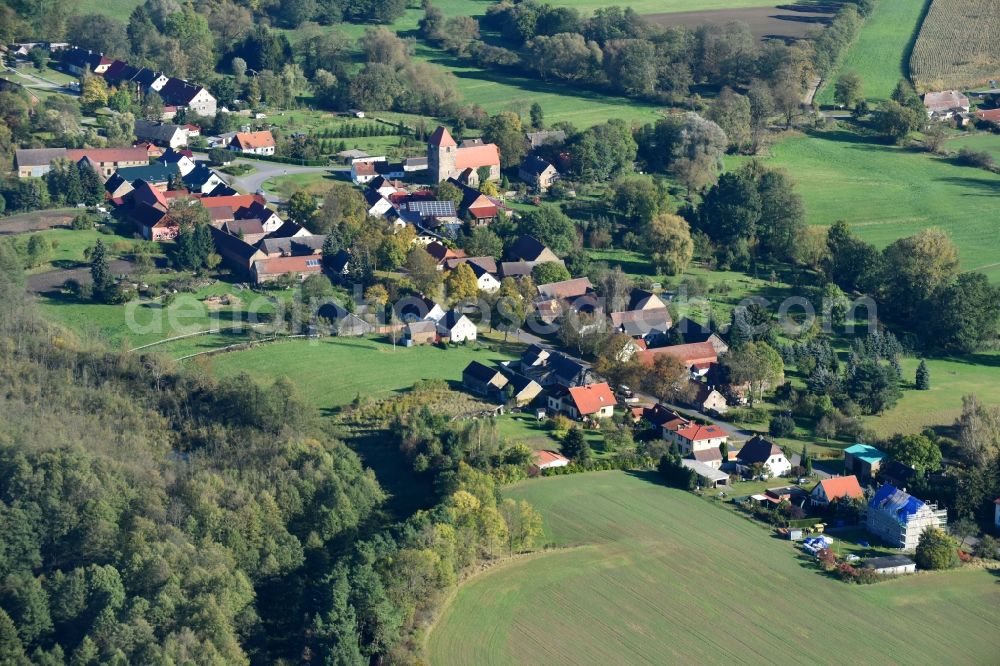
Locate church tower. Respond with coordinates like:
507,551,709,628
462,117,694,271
428,125,457,182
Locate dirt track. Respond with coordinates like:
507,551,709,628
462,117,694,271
26,259,137,294
0,209,79,235
645,3,838,42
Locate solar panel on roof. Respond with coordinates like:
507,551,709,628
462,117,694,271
406,200,456,217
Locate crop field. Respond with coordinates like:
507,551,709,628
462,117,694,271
209,336,517,409
910,0,1000,91
816,0,930,105
647,2,838,42
738,128,1000,282
428,471,1000,665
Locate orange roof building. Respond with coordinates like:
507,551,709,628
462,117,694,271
231,130,275,155
810,475,864,505
428,125,501,184
639,341,718,369
566,382,616,418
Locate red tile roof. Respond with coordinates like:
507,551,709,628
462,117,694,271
67,147,149,164
455,143,500,169
976,108,1000,122
254,255,323,277
674,423,727,442
816,476,864,501
639,341,718,368
233,130,275,150
567,382,616,416
428,125,457,148
533,450,569,467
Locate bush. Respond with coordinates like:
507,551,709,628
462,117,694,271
955,147,995,170
71,213,96,230
915,527,959,570
769,413,796,437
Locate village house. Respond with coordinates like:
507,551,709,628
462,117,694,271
866,485,947,551
668,422,729,456
643,404,691,439
425,242,467,268
462,361,509,400
519,155,559,191
364,189,394,218
159,148,196,176
134,120,190,149
688,381,729,415
737,435,791,478
316,303,374,337
638,341,718,376
15,147,149,178
922,90,970,119
507,235,563,266
404,320,438,346
809,475,864,506
526,129,566,149
230,131,276,156
428,126,500,184
610,308,672,344
531,450,570,474
396,295,446,323
672,317,730,355
520,348,592,388
60,47,111,76
689,446,724,469
843,443,887,480
437,310,477,342
548,382,616,421
158,77,217,117
536,277,593,302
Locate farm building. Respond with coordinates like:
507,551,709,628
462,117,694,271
689,447,724,470
844,444,887,480
681,459,729,488
638,341,718,376
462,361,508,400
922,90,970,118
404,321,437,346
737,435,791,478
504,373,543,407
863,555,916,576
809,476,864,506
548,382,616,421
688,381,728,415
531,450,570,474
519,155,559,191
866,485,947,551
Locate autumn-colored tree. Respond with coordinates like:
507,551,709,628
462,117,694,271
646,213,693,276
445,263,479,303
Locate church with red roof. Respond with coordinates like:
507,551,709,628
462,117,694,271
428,126,501,185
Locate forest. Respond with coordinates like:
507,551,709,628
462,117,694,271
0,240,541,664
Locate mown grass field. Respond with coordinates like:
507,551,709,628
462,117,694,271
816,0,930,105
910,0,1000,91
39,282,279,348
742,128,1000,281
209,336,517,409
428,471,1000,665
862,352,1000,436
945,132,1000,163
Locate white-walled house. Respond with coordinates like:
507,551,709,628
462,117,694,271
437,310,477,342
737,435,792,478
667,423,729,456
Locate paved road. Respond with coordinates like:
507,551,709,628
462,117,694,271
228,160,346,204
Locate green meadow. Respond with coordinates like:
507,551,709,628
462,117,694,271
428,471,1000,665
816,0,930,105
208,336,518,409
742,128,1000,281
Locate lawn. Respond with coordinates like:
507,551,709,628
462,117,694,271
428,471,1000,665
861,352,1000,437
208,336,517,409
945,132,1000,163
18,228,162,274
39,282,280,348
816,0,930,105
743,128,1000,281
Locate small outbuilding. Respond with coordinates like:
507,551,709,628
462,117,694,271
863,555,916,575
681,459,730,488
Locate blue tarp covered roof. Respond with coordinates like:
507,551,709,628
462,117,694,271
869,484,925,524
